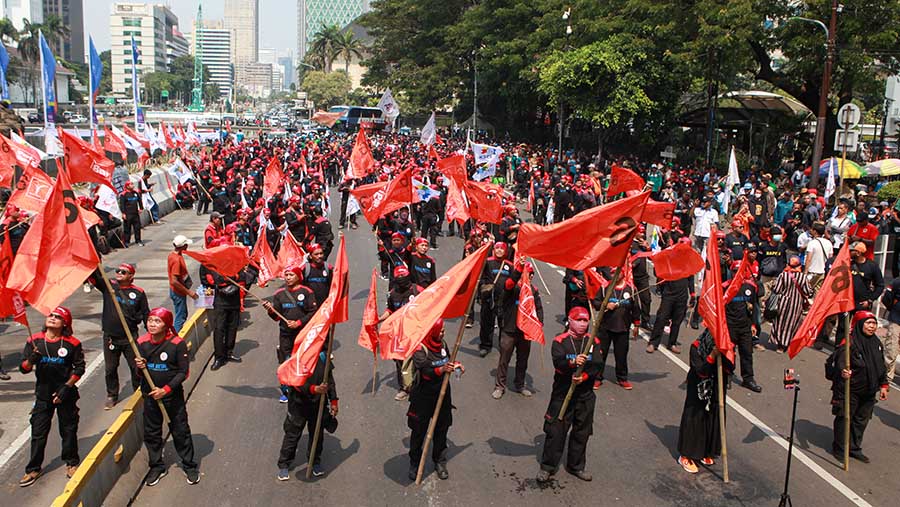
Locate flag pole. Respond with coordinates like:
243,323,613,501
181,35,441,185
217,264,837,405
416,275,481,485
528,257,551,296
372,349,378,396
221,274,289,324
843,312,851,471
556,264,623,420
306,324,336,479
716,354,729,482
96,262,170,425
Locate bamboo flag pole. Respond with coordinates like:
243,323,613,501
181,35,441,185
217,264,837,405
372,348,378,396
96,263,170,425
843,312,851,471
221,274,290,324
306,325,336,479
716,354,729,482
415,284,480,485
556,265,623,420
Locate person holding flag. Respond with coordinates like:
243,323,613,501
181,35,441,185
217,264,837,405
477,242,513,357
491,258,543,399
590,266,640,390
382,265,425,401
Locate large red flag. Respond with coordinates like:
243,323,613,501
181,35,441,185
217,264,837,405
517,273,544,344
584,268,608,301
122,125,151,151
103,126,128,161
445,178,470,224
437,154,467,185
0,135,18,187
607,165,645,195
250,233,282,287
643,200,676,230
696,225,734,363
463,181,503,224
7,164,54,214
723,257,752,304
263,157,284,199
278,236,348,386
358,268,380,353
787,242,855,358
160,120,176,149
277,231,306,269
378,243,489,360
652,242,704,282
348,129,375,179
517,192,650,270
184,245,251,278
1,132,41,171
0,236,28,326
350,168,413,224
6,169,100,315
59,128,114,188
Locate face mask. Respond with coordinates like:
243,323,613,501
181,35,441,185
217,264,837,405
568,319,589,335
773,235,783,242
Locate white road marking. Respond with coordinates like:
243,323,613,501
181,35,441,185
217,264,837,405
0,350,106,471
638,331,873,507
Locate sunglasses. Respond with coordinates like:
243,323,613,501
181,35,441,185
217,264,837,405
115,269,132,275
49,313,64,320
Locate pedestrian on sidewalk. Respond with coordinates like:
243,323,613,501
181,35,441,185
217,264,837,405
18,307,85,487
135,308,200,486
168,235,199,332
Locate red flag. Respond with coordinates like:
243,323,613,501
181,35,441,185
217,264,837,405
643,200,676,230
0,236,28,326
350,168,413,224
787,242,855,358
607,165,645,196
122,125,151,151
311,110,342,127
250,233,282,287
263,157,284,199
0,135,19,187
428,145,439,160
437,154,467,185
517,273,544,344
6,169,100,315
584,268,608,300
59,128,114,188
517,192,650,270
277,231,306,269
184,245,251,278
278,236,349,386
1,132,41,171
160,121,175,149
358,268,380,353
348,129,375,179
7,164,54,214
723,257,752,304
463,181,503,224
378,244,489,360
103,126,128,161
435,133,444,145
696,225,734,363
651,242,704,282
445,178,470,225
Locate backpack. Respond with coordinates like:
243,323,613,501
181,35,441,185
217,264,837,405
399,344,426,389
824,350,837,381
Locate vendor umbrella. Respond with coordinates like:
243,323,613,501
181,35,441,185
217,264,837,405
863,158,900,177
818,157,865,179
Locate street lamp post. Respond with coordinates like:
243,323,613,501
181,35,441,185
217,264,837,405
559,8,572,158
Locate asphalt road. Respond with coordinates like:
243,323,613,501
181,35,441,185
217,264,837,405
131,205,899,507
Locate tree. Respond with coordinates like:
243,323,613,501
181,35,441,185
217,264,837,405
99,50,112,95
301,70,351,108
334,30,365,73
17,15,71,106
308,24,343,73
0,18,19,44
143,71,173,104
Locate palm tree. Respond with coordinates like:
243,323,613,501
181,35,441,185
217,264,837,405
0,18,19,44
309,24,342,73
17,16,70,106
334,30,364,74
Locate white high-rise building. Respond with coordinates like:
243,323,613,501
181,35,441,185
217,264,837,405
110,3,187,96
2,0,43,33
187,20,233,100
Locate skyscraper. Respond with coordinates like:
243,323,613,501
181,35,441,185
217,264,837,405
187,20,233,100
43,0,84,63
109,3,186,96
223,0,259,66
297,0,369,60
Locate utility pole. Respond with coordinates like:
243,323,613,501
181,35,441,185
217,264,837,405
808,0,838,191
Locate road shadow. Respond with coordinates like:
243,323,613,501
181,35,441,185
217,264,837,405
0,380,39,402
644,420,679,460
383,439,472,485
351,289,369,301
741,425,767,444
360,369,395,395
218,384,280,400
291,436,361,482
232,339,259,357
628,371,670,383
874,405,900,430
486,436,537,459
793,418,834,460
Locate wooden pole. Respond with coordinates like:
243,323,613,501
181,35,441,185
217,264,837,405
96,263,169,425
222,274,289,324
415,284,480,485
843,312,851,471
716,354,729,482
556,266,623,420
306,325,336,479
372,350,378,396
529,257,551,296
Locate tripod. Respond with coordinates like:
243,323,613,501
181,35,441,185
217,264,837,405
778,383,800,507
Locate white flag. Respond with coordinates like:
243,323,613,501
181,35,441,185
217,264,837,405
377,88,400,120
825,157,836,200
111,124,148,158
420,112,436,146
135,177,155,209
471,142,504,166
144,122,166,153
95,184,122,219
346,195,361,216
168,157,192,184
723,145,740,215
11,131,51,160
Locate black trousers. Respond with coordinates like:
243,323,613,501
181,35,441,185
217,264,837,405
422,214,439,247
634,277,652,326
832,391,877,453
277,332,294,364
496,331,531,390
103,334,141,398
144,391,197,472
277,404,323,469
728,323,755,382
597,329,629,382
649,296,687,348
123,214,141,244
339,191,349,226
197,195,210,214
540,392,595,472
27,396,79,473
478,295,498,351
213,308,240,362
408,395,450,468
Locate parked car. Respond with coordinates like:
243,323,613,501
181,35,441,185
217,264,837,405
27,112,42,123
70,114,86,124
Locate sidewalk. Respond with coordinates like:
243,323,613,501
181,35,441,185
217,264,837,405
0,206,210,500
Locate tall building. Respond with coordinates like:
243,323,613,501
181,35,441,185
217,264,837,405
296,0,369,60
223,0,258,66
278,55,294,89
43,0,84,63
240,62,272,98
2,1,43,33
187,20,233,100
258,47,284,91
109,3,186,97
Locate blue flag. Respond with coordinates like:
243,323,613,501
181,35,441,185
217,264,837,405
89,37,102,126
0,43,9,101
39,31,57,126
131,35,141,128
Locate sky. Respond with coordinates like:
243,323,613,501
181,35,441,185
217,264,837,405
84,0,297,56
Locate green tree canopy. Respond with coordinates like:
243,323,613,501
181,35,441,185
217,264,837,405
301,70,352,108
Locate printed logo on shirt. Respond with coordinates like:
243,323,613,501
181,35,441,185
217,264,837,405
431,357,449,367
57,347,68,358
160,352,168,361
147,363,169,371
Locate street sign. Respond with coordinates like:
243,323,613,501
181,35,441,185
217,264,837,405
834,129,858,152
660,145,676,159
837,103,861,129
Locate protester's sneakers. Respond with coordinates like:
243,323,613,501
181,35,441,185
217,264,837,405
645,344,656,354
0,369,11,381
465,321,473,328
491,388,504,400
145,468,167,486
435,462,449,480
185,468,201,485
566,467,592,481
700,457,715,466
678,456,698,474
279,393,288,404
18,470,41,487
593,380,602,390
227,354,242,363
478,348,489,358
210,359,224,371
536,469,553,483
617,380,633,391
850,451,870,463
394,390,408,401
312,464,324,477
519,387,533,397
104,397,116,410
66,465,78,478
277,468,290,481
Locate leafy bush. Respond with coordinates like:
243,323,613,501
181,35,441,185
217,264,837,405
876,181,900,201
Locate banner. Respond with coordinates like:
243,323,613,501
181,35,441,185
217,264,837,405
89,36,102,128
377,88,400,120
